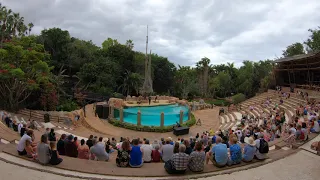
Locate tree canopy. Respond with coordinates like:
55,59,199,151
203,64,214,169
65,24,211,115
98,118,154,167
1,2,319,111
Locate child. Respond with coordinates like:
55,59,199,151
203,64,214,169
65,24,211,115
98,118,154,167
105,144,114,154
25,140,37,159
49,142,63,165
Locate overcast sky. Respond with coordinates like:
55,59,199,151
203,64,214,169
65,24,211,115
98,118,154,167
3,0,320,67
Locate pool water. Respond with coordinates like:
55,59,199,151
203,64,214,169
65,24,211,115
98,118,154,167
115,104,189,126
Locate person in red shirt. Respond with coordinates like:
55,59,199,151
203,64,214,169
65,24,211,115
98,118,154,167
151,145,161,162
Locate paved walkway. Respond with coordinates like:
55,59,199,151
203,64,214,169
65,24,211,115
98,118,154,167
0,150,319,180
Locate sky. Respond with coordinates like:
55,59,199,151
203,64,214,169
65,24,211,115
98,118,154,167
3,0,320,67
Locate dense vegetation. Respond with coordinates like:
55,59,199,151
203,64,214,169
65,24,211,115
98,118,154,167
0,3,319,111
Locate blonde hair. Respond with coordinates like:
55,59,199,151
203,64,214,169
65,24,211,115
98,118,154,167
50,142,56,150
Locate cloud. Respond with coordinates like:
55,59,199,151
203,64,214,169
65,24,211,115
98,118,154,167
2,0,320,67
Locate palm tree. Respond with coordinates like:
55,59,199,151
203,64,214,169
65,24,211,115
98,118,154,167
28,22,34,35
126,39,134,50
119,70,143,96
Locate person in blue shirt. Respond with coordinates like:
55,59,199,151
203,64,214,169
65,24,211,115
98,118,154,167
228,136,242,166
205,136,228,167
242,137,256,162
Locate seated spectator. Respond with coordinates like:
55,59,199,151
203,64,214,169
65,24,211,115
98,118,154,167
152,140,160,149
173,142,180,154
188,142,205,172
48,128,56,142
78,139,89,159
284,130,296,148
73,136,79,147
165,144,189,174
255,134,269,160
17,130,34,155
116,140,131,167
184,140,193,155
301,122,309,141
310,118,320,133
86,135,94,149
204,141,212,153
57,134,66,155
243,137,256,162
141,139,152,163
37,134,51,165
111,137,117,148
129,139,143,167
25,140,37,159
49,142,63,165
105,143,114,154
90,137,109,161
65,135,78,158
205,136,228,167
151,144,161,162
228,136,242,166
161,138,174,162
20,124,26,137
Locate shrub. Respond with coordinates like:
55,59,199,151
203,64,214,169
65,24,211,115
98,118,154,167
56,100,78,112
232,93,246,104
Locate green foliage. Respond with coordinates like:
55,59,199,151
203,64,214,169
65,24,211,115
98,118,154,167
205,99,230,106
304,26,320,52
56,99,78,112
232,93,246,104
282,42,305,57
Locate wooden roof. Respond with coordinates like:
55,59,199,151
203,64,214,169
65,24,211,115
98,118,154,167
275,51,320,63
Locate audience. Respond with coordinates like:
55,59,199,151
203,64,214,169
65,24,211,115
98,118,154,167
206,136,228,167
37,134,51,165
48,128,56,142
17,130,34,155
141,139,153,163
255,134,269,160
161,138,174,162
86,135,94,149
188,141,205,172
129,139,143,167
165,144,189,174
65,135,78,158
90,137,109,161
151,144,161,162
243,137,256,162
116,140,131,167
57,134,66,155
49,141,63,165
77,139,89,159
227,136,242,166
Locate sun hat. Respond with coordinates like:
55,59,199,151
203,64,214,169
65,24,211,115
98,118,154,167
244,137,256,146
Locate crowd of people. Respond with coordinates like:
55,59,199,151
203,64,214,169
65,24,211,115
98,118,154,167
2,90,320,175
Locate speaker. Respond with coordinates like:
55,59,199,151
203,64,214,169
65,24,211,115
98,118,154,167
96,104,103,118
102,104,109,119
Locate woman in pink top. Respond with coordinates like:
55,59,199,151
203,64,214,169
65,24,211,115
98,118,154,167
77,139,89,159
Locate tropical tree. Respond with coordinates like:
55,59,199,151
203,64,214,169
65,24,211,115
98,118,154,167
282,42,305,57
196,57,210,97
304,27,320,52
126,39,134,50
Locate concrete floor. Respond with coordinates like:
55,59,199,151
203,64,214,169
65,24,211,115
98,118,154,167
0,150,319,180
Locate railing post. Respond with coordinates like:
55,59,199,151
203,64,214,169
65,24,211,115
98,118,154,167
160,112,164,128
179,110,183,125
120,107,124,123
137,110,141,126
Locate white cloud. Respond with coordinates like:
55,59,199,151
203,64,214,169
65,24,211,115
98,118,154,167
2,0,320,67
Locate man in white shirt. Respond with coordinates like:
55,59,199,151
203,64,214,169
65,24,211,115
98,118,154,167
17,130,33,155
18,122,23,134
141,139,153,162
161,138,174,162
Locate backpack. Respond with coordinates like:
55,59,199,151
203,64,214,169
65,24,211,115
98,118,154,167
259,139,269,154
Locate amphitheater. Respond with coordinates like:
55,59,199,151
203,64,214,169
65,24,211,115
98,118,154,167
0,88,319,180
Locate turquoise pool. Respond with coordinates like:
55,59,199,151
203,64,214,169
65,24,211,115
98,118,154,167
115,104,189,126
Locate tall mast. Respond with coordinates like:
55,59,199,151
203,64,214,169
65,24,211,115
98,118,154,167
145,25,148,78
